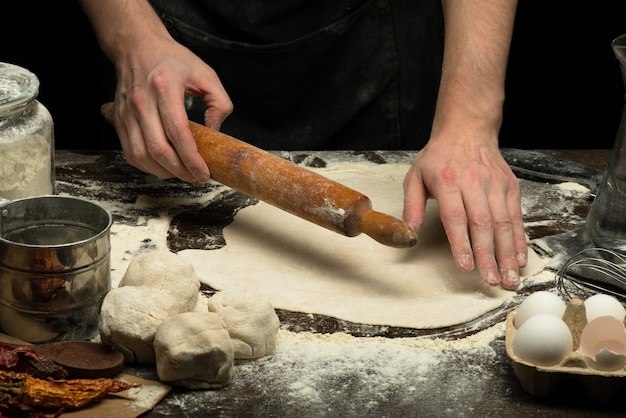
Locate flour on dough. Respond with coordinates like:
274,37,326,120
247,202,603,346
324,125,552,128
178,166,546,329
119,250,200,312
207,290,280,359
98,286,185,365
154,311,234,389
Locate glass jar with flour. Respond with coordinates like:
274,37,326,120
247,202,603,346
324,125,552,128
0,62,54,200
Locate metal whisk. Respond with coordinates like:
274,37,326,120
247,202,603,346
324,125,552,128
556,247,626,302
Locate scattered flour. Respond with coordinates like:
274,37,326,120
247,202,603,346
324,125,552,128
518,269,557,288
556,181,590,194
278,325,504,352
276,334,441,406
126,382,171,410
109,213,171,286
162,326,505,415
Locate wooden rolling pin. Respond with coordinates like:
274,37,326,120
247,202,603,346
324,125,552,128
101,103,417,248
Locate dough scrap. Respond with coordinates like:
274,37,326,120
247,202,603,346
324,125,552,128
179,167,546,329
154,311,234,389
207,290,280,359
119,250,200,312
98,286,185,365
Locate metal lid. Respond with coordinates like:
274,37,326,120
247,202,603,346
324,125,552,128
0,62,39,112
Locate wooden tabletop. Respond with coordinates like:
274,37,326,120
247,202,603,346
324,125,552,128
541,149,610,171
52,148,621,417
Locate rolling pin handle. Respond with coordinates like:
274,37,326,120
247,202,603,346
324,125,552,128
101,102,115,124
359,209,417,248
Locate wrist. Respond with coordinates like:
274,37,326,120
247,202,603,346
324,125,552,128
80,0,170,62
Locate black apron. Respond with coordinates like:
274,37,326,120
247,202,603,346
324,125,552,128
149,0,444,151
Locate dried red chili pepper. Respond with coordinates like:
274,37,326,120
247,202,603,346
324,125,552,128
0,370,137,410
0,344,68,380
0,392,46,418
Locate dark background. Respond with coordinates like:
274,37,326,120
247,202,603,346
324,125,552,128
2,2,625,152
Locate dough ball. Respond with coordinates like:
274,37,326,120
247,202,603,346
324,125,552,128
120,250,200,312
207,290,280,359
154,311,234,389
98,286,184,365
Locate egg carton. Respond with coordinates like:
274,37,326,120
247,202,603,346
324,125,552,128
505,298,626,401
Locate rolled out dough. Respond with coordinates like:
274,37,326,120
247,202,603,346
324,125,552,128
179,166,546,329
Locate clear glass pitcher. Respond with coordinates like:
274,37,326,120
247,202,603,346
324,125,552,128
586,34,626,252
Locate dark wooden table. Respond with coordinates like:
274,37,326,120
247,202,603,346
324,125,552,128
53,148,622,417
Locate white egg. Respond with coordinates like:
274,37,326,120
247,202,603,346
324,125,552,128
584,294,626,322
514,291,567,329
513,313,573,366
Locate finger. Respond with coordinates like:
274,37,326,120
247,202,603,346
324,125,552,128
131,92,206,184
202,84,233,131
161,72,232,184
165,66,232,182
507,185,529,268
114,100,177,179
402,166,428,231
489,191,521,290
159,109,210,185
130,95,199,183
463,192,501,287
125,131,177,179
436,189,475,273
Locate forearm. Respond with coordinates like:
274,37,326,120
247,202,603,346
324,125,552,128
78,0,169,62
433,0,518,142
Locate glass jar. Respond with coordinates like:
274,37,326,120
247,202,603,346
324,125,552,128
0,62,55,200
585,35,626,252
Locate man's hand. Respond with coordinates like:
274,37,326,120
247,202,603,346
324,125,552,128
403,140,528,290
79,0,233,185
